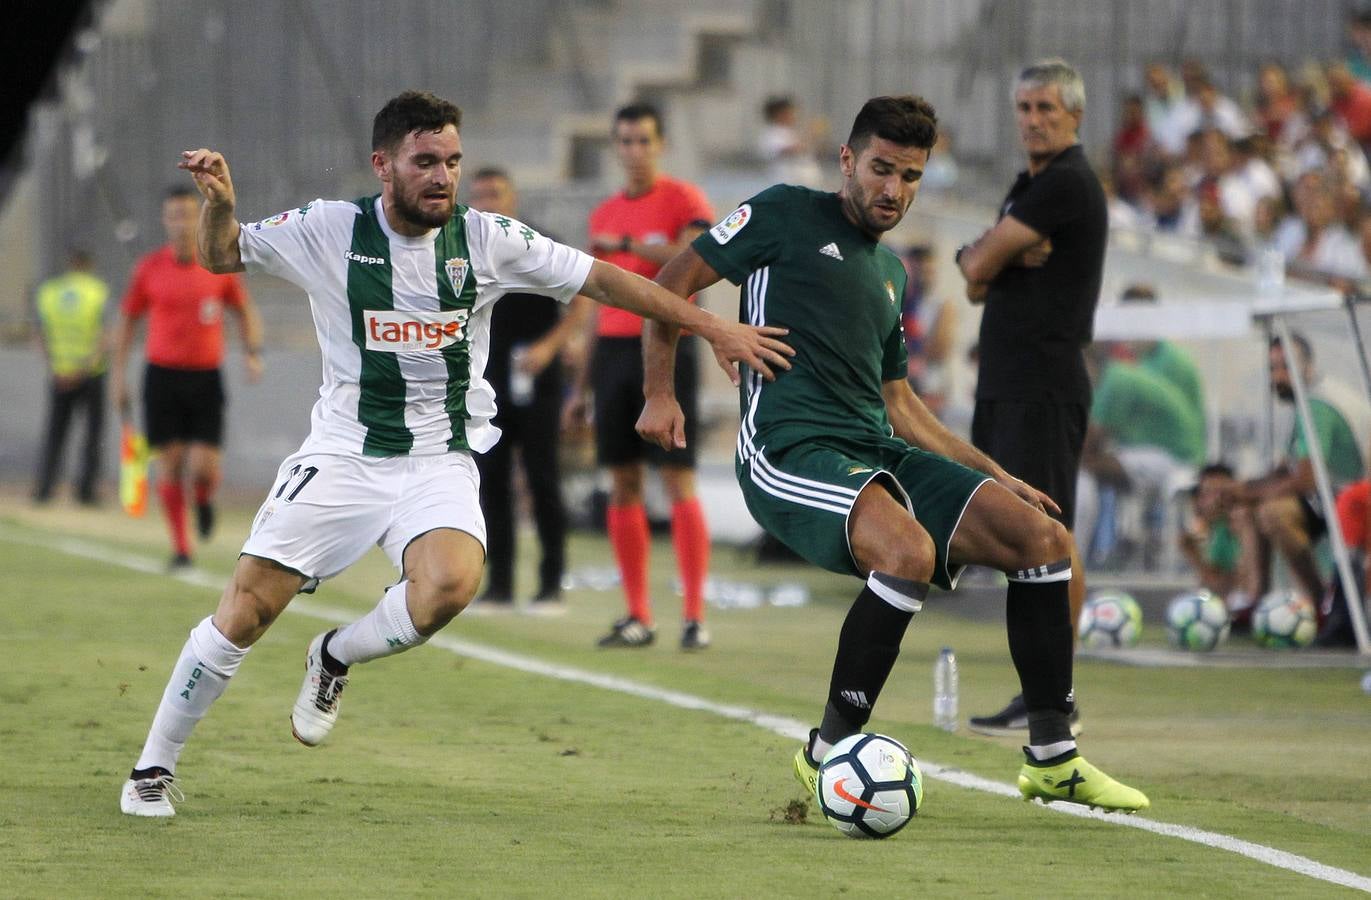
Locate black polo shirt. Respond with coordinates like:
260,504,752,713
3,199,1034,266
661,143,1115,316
485,222,564,403
975,143,1106,405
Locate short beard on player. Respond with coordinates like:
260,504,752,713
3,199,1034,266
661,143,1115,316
393,183,455,229
847,180,905,236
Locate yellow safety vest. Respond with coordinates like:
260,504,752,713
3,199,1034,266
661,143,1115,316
36,270,108,377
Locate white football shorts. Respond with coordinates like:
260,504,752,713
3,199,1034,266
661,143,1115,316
240,449,486,582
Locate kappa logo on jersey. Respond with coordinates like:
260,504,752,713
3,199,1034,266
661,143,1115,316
365,308,470,352
710,204,752,244
445,257,469,293
819,242,844,260
250,211,291,231
885,280,897,305
345,249,387,265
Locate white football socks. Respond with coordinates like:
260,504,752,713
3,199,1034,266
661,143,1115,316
327,581,427,667
135,616,248,773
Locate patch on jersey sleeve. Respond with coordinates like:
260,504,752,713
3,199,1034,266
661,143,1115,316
710,204,752,244
247,211,291,231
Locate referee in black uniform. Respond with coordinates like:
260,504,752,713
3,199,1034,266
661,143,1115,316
468,167,591,612
955,59,1106,736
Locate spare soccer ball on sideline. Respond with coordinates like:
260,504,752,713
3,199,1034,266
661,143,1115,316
1165,589,1231,651
817,733,922,839
1252,589,1317,649
1077,590,1143,649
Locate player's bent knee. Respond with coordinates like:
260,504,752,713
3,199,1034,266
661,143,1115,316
1012,515,1073,571
410,571,481,633
863,530,936,584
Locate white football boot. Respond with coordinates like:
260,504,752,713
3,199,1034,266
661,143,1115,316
291,631,349,747
120,769,183,817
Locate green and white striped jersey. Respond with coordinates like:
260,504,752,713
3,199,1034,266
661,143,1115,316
239,195,592,457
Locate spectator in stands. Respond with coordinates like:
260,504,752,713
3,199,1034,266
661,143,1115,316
1171,68,1252,145
1254,62,1306,146
1347,9,1371,84
757,95,825,188
1197,180,1248,265
1113,93,1151,164
1147,163,1198,235
898,244,958,420
1277,170,1366,280
32,248,110,505
1288,107,1371,189
1327,61,1371,151
1197,128,1259,235
1228,333,1371,612
1230,134,1283,207
1143,62,1188,157
1179,462,1261,618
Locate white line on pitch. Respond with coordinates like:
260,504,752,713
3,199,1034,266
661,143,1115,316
12,527,1371,895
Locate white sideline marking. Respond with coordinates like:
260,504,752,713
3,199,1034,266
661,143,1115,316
13,528,1371,894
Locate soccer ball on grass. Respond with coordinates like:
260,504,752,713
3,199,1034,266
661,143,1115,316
1077,590,1143,649
817,733,922,839
1252,589,1317,649
1165,589,1230,651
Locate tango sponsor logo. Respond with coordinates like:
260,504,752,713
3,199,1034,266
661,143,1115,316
365,308,469,352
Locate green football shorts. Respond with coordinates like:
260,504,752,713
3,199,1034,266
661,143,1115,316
738,437,991,588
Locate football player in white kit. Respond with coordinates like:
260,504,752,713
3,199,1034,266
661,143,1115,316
121,90,793,816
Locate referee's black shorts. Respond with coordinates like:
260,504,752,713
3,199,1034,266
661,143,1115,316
971,398,1087,529
591,335,698,468
143,363,226,448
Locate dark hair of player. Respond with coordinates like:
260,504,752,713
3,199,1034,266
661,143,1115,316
614,102,664,138
845,95,938,157
372,90,463,153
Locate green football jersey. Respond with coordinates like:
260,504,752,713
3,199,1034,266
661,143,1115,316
693,185,909,459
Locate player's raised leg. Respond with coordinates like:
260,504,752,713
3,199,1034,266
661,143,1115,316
122,556,303,816
951,481,1149,812
795,481,932,792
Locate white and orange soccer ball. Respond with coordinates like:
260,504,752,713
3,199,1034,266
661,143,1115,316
817,733,922,839
1253,589,1318,649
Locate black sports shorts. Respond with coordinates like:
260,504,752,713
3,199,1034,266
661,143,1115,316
143,363,226,448
591,335,698,468
971,397,1087,529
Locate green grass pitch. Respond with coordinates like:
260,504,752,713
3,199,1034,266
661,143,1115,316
0,501,1368,897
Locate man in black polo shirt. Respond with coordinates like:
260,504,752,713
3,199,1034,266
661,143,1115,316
468,167,591,613
956,59,1106,736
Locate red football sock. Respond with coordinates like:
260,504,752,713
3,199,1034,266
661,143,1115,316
607,503,651,625
672,498,710,623
158,480,191,556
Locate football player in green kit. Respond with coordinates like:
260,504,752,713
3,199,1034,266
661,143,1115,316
637,95,1148,813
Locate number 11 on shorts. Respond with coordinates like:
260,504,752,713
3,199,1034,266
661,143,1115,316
273,464,319,502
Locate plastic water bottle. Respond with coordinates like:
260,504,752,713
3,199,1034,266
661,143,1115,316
933,647,958,732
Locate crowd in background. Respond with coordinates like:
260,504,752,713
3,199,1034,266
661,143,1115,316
1105,17,1371,288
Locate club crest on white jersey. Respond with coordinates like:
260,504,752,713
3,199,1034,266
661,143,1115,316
445,257,469,293
365,308,470,352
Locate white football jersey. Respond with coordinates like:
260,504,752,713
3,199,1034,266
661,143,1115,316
239,196,592,456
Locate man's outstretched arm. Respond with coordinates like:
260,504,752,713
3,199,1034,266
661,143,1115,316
179,148,244,274
635,247,728,450
577,258,790,391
